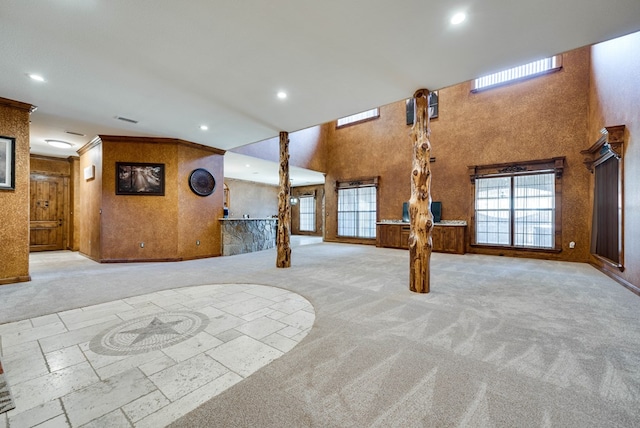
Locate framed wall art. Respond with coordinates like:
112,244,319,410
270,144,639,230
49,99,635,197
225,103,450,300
0,136,16,190
116,162,165,195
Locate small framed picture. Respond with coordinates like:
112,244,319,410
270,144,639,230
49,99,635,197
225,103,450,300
0,136,16,190
116,162,165,195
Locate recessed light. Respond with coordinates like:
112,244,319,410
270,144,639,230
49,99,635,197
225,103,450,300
45,139,73,149
451,12,466,25
200,125,209,131
28,73,45,82
245,164,251,168
277,91,287,99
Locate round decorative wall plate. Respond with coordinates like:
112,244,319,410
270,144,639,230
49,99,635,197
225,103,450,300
189,168,216,196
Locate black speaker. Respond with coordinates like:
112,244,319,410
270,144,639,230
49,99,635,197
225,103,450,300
402,202,410,222
405,99,415,125
431,201,442,223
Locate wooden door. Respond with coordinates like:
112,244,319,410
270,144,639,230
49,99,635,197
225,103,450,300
30,174,67,251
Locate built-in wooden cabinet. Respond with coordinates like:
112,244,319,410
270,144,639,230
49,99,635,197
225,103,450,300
377,223,410,249
376,222,466,254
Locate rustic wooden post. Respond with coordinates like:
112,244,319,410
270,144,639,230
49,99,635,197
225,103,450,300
276,131,291,268
409,89,433,293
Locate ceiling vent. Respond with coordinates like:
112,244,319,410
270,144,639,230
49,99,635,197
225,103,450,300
115,116,138,124
65,130,86,136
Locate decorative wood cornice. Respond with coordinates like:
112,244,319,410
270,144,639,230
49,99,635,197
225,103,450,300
98,135,226,155
335,176,379,191
0,96,36,113
468,157,565,183
581,125,625,172
77,136,103,155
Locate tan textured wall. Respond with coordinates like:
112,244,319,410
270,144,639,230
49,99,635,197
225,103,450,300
78,141,103,260
30,155,71,176
101,139,179,261
0,98,32,284
230,124,329,172
589,30,640,291
325,101,412,245
177,145,224,259
291,184,324,236
224,178,279,219
323,47,593,261
79,136,225,262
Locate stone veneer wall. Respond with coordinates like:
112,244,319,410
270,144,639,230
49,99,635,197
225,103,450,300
220,219,277,256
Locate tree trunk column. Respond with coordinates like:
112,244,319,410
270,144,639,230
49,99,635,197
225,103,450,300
409,89,433,293
276,131,291,268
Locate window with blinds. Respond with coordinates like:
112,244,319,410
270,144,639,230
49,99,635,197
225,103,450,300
472,55,562,92
336,178,378,239
475,172,556,249
299,196,316,232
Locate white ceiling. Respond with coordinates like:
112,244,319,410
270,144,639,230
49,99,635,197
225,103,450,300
1,1,639,185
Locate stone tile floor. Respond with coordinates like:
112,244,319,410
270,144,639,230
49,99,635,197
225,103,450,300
0,283,314,427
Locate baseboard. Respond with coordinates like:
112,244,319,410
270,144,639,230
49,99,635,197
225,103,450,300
100,258,183,263
592,263,640,296
180,254,220,261
0,275,31,285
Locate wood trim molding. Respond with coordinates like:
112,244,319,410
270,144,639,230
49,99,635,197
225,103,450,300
581,125,625,172
78,135,226,156
335,176,379,191
0,275,31,285
77,136,103,155
591,261,639,296
0,96,36,113
468,157,565,184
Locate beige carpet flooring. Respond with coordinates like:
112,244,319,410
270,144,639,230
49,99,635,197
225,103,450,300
1,241,639,427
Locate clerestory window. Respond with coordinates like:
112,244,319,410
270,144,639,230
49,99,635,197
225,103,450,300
472,55,562,92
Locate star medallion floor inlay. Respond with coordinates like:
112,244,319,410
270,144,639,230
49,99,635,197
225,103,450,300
0,283,314,427
90,311,210,356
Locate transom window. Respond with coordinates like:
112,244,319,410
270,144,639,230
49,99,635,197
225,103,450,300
299,195,316,232
337,178,378,239
472,55,562,92
336,108,379,128
469,158,564,251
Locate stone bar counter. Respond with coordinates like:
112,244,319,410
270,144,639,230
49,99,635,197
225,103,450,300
219,218,278,256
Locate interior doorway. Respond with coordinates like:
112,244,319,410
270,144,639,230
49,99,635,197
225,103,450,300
30,173,69,251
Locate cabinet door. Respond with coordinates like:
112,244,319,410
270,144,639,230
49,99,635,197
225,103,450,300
432,226,465,254
377,224,401,248
431,226,444,252
400,225,410,249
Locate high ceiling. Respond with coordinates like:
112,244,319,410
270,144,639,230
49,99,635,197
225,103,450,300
1,1,639,184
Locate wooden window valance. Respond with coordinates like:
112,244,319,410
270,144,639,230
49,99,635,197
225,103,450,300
580,125,625,172
468,157,565,184
335,176,379,191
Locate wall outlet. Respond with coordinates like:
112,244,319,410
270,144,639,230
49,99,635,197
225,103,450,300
569,241,575,249
140,242,144,248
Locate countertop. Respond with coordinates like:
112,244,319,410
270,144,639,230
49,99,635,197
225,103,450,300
377,219,467,226
219,217,278,221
